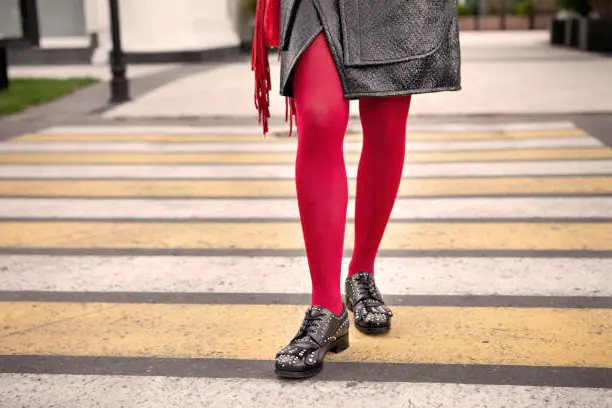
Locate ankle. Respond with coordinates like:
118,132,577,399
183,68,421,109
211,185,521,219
348,262,374,278
311,297,344,315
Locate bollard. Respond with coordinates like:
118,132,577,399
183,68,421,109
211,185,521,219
108,0,130,103
0,46,8,91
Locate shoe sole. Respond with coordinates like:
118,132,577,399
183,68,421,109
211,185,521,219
354,323,390,335
346,298,392,335
275,366,323,379
274,333,349,379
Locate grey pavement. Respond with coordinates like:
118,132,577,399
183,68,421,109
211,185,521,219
3,31,611,125
3,63,231,125
2,31,611,133
98,31,612,120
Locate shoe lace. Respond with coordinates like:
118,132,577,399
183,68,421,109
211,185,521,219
354,273,383,303
293,308,325,346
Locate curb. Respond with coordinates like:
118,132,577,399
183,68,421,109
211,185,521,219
8,43,250,66
124,45,248,65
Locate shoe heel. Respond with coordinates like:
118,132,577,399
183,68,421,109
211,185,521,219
345,298,353,312
329,333,349,353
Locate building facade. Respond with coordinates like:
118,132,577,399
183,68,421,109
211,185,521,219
3,0,248,64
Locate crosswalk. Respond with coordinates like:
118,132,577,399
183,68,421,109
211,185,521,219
0,122,610,407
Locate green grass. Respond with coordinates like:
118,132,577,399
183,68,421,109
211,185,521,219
0,77,100,116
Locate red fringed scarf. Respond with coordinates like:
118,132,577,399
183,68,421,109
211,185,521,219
251,0,297,136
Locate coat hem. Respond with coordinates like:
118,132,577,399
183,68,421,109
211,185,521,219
314,0,350,96
279,28,323,98
278,0,462,100
342,85,462,100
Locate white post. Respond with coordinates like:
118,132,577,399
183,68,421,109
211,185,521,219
87,0,111,64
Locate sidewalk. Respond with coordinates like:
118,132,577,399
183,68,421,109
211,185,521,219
6,31,612,126
9,64,180,81
91,31,612,119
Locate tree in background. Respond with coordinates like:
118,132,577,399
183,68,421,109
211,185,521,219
556,0,592,15
588,0,612,16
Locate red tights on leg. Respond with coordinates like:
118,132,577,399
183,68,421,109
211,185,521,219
293,33,349,315
293,33,411,314
348,96,411,277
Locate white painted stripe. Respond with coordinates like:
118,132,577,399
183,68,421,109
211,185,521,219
408,121,578,132
0,138,601,153
495,121,578,131
1,375,610,408
37,126,290,135
39,36,91,48
1,198,610,219
36,121,578,135
0,256,610,297
1,161,611,179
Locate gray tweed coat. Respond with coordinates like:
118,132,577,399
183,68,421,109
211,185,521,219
279,0,462,99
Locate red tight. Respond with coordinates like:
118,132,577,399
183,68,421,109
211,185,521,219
294,33,411,315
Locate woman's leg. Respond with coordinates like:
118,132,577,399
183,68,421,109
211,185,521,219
348,95,412,277
293,32,350,315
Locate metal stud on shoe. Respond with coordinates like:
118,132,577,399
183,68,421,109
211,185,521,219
274,305,350,379
345,272,393,334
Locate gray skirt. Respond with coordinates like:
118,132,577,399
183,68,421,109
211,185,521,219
279,0,462,99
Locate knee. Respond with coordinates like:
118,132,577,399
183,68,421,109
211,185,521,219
298,97,348,133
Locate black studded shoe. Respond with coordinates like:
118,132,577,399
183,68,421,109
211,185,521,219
345,272,393,334
275,305,350,379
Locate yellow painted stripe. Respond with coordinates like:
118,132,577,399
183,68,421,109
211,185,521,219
0,221,610,250
406,128,589,140
10,128,587,143
12,134,280,143
1,148,611,164
501,129,587,138
1,303,610,367
0,177,611,197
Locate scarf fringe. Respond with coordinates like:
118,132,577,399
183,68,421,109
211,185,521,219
252,0,297,138
285,96,297,137
251,0,271,136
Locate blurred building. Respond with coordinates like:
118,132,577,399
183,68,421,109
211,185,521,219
4,0,248,65
3,0,557,65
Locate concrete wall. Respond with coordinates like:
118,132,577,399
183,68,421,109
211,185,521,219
84,0,108,33
37,0,87,37
1,0,89,46
87,0,240,51
0,0,23,39
86,0,242,63
125,0,239,51
5,0,245,63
